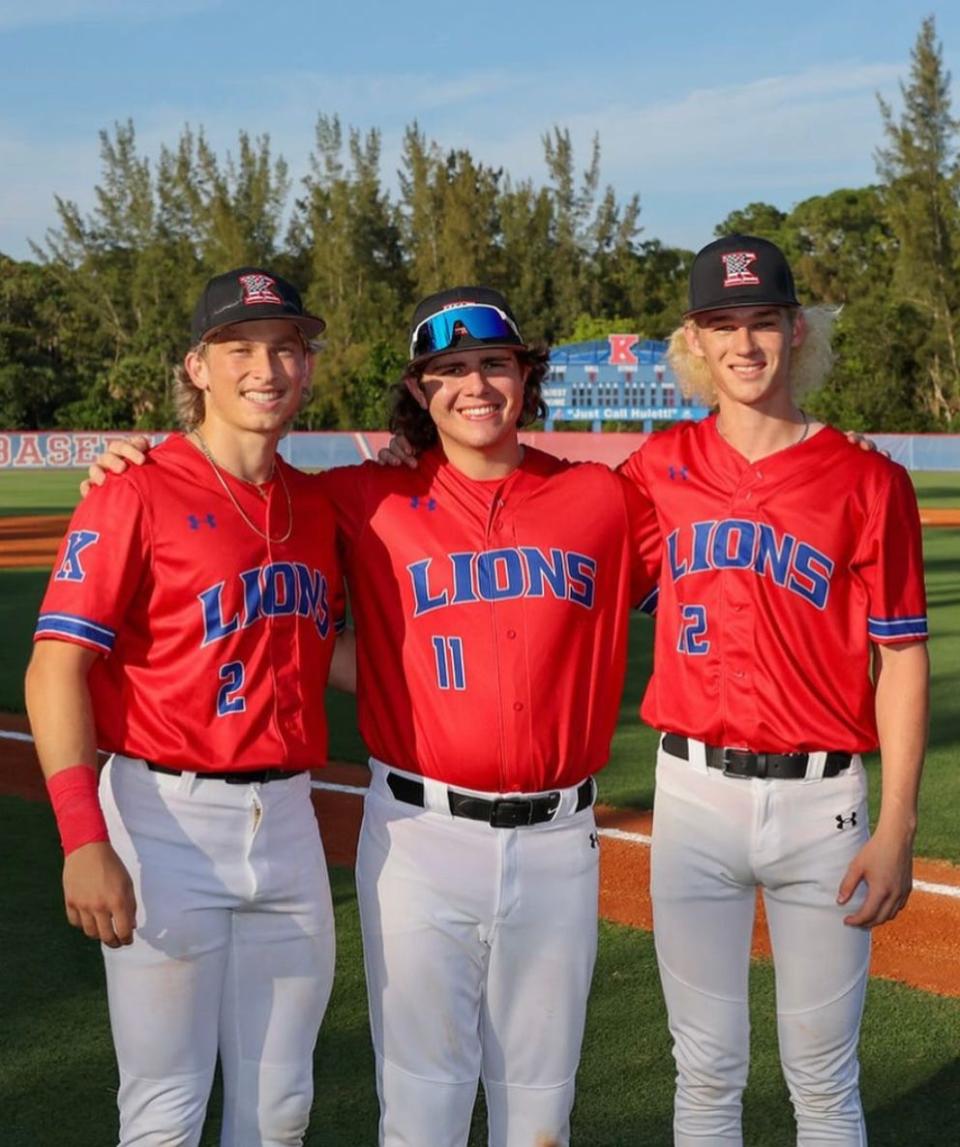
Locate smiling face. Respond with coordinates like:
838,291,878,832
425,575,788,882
186,319,313,440
684,305,806,414
406,347,528,477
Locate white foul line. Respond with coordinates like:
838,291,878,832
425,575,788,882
597,825,653,846
312,780,368,797
914,879,960,900
3,731,959,901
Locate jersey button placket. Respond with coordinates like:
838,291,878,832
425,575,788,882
264,490,303,749
720,482,758,735
489,504,531,790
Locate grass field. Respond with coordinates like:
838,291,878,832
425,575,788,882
3,797,959,1146
2,466,959,1143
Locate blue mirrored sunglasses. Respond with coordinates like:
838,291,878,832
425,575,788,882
409,304,522,360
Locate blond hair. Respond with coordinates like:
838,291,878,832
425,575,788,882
666,305,839,406
173,350,206,430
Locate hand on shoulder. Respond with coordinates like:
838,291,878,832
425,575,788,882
80,434,152,498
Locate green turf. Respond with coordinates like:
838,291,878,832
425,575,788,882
0,570,49,712
0,469,83,517
2,795,958,1146
910,471,960,509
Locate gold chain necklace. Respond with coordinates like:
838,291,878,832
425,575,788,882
191,430,293,543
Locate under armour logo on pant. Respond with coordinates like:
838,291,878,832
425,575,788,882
589,832,600,849
835,812,858,830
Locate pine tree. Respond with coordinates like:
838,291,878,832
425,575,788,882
294,115,407,426
876,14,960,425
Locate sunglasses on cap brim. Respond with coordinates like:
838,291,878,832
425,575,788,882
409,304,523,361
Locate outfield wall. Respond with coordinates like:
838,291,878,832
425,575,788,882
1,430,959,470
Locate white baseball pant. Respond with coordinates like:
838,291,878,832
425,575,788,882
356,759,600,1147
99,755,335,1147
651,741,872,1146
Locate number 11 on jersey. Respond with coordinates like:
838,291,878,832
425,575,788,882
432,636,466,690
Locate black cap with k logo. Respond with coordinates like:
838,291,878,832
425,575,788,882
191,267,326,343
685,235,800,317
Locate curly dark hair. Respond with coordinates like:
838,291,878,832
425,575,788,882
389,344,550,452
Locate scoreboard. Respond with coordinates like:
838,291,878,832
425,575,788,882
543,334,710,430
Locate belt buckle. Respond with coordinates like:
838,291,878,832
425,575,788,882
488,798,534,828
721,749,761,779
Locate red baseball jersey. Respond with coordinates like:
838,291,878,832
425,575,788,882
35,435,343,770
318,446,659,792
620,416,928,753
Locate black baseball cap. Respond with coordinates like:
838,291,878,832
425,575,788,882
191,266,326,344
685,234,800,317
407,286,526,366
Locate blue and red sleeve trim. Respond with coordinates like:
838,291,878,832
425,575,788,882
868,615,928,642
35,612,116,654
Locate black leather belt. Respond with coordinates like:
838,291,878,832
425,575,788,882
145,761,307,785
386,772,595,828
661,734,852,780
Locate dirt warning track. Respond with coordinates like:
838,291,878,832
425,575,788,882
0,514,70,568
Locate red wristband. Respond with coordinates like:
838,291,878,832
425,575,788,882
46,765,109,855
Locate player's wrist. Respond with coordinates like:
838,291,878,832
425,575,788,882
46,764,109,855
874,813,918,846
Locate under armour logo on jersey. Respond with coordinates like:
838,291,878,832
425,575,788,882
589,831,600,849
55,530,99,582
836,812,858,830
187,513,217,530
722,250,760,287
410,496,437,511
668,465,689,481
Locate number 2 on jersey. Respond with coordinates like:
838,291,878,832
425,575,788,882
432,636,466,690
677,605,710,655
217,660,247,715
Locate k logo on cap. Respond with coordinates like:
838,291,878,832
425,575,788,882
685,234,800,317
721,251,760,288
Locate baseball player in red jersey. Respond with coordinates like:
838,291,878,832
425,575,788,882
87,286,661,1147
619,235,929,1144
26,269,349,1145
322,287,659,1147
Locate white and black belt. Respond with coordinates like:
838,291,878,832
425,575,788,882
661,733,852,780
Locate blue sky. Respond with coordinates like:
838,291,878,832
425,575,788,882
1,1,958,260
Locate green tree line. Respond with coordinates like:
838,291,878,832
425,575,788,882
1,17,958,433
